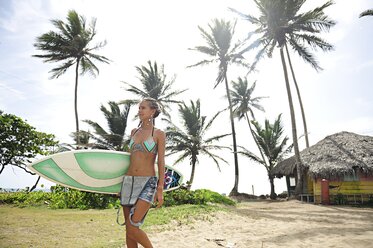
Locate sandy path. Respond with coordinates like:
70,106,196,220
149,200,373,248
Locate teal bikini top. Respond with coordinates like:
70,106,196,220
129,127,157,154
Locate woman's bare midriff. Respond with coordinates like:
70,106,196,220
126,152,157,176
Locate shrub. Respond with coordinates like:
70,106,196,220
259,195,267,199
49,185,119,210
0,186,234,209
277,192,288,198
163,188,235,207
0,191,51,207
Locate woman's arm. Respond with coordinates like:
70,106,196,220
155,129,166,207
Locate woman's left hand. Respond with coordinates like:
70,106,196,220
155,188,164,208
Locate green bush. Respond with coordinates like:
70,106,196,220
0,186,119,209
0,191,51,207
163,188,235,207
49,185,119,210
0,186,234,209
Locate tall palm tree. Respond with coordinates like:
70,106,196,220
284,44,309,148
188,19,249,196
360,9,373,18
33,10,110,145
121,60,187,118
230,77,267,162
230,0,335,195
83,101,131,151
239,114,292,199
165,99,231,189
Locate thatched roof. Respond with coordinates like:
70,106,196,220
271,131,373,179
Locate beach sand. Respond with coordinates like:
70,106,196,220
149,200,373,248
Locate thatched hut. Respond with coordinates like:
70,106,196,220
272,131,373,204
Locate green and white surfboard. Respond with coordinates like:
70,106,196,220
28,149,183,194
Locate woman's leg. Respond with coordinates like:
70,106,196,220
123,206,138,248
125,199,153,248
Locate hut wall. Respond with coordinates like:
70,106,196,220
306,175,313,194
313,173,373,204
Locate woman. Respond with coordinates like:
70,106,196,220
120,98,165,248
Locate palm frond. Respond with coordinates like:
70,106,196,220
49,59,76,79
200,149,227,172
186,59,216,68
237,146,265,166
228,7,260,24
83,119,108,136
204,133,231,144
80,56,99,77
288,38,322,71
197,25,220,53
360,9,373,18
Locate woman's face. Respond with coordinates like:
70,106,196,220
138,100,155,121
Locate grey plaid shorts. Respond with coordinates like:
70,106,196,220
120,176,158,206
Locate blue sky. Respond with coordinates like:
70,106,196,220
1,0,372,195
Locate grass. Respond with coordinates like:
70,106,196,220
0,204,227,248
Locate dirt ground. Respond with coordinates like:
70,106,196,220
150,200,373,248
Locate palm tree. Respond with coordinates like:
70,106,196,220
230,0,335,195
360,9,373,18
33,10,110,145
284,44,310,148
165,99,231,189
70,130,91,147
230,76,267,162
83,101,131,151
121,60,187,118
188,18,249,196
239,114,292,199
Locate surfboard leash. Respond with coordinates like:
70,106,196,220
116,207,126,226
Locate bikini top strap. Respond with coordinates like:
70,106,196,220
131,127,140,138
132,126,154,138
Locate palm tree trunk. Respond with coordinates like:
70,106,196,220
245,113,267,165
188,155,197,190
285,44,310,148
269,176,276,199
224,74,240,196
74,59,80,146
279,47,303,196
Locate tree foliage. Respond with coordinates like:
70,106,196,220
121,60,186,118
230,0,335,195
165,99,230,189
239,114,292,199
33,10,110,144
0,112,58,174
188,18,249,196
84,101,132,151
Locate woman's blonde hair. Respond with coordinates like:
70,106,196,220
142,97,161,118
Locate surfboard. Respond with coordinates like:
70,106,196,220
27,149,183,194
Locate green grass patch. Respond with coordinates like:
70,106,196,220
0,203,228,248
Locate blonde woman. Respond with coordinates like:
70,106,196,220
120,98,165,248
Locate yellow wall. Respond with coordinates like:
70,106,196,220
313,175,373,204
307,176,313,194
